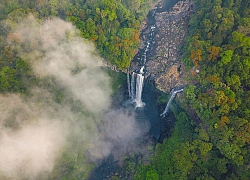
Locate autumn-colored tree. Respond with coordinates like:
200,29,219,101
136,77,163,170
207,46,219,61
219,116,230,128
190,49,202,68
206,75,220,83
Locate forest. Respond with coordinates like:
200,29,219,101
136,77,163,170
134,0,250,179
0,0,249,179
0,0,157,74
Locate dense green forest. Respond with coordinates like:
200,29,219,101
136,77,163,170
134,0,250,179
0,0,250,179
0,0,157,73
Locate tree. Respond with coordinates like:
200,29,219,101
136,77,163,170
184,84,196,100
201,19,212,33
146,170,159,180
220,50,233,65
190,49,202,68
207,46,219,61
0,66,18,92
223,0,234,8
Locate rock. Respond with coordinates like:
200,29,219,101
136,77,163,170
130,0,194,92
155,64,187,92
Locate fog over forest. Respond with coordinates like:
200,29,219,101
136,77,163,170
0,17,148,180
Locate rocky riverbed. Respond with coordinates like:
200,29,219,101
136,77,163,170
130,0,194,92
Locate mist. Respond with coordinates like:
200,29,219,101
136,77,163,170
0,16,148,179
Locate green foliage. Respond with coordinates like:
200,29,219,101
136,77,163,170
220,50,233,65
0,57,33,93
157,91,170,104
198,129,209,141
0,66,18,92
180,0,250,179
0,0,156,70
62,0,157,70
134,0,250,178
184,84,196,100
146,170,159,180
49,148,96,180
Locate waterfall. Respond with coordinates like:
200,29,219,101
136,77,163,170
129,67,145,108
139,66,144,74
128,24,156,108
160,88,184,117
127,72,131,98
131,72,135,99
128,70,145,108
134,73,145,108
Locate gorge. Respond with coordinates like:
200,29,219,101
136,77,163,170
88,0,194,179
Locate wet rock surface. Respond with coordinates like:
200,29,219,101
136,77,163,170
130,0,194,92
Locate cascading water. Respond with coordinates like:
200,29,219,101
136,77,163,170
130,72,136,99
127,72,131,98
134,67,145,108
160,88,184,117
128,25,156,108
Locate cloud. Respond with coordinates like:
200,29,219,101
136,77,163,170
100,109,149,159
0,16,149,179
15,16,111,114
102,109,144,146
0,93,69,179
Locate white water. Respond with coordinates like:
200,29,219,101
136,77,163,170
134,73,145,108
143,42,150,64
128,67,145,108
131,72,136,99
127,72,131,98
160,89,184,117
128,25,156,108
139,66,144,74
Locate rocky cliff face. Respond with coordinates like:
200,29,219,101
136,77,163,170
130,0,194,92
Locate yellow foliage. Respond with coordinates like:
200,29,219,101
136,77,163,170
206,75,220,83
190,49,202,61
190,49,202,68
237,122,250,143
228,97,235,105
219,116,230,128
207,46,219,61
216,90,228,105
